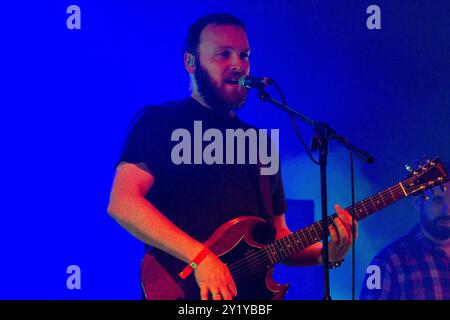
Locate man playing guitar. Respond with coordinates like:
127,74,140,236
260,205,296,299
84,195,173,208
108,13,356,300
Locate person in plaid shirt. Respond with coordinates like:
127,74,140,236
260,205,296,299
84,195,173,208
360,181,450,300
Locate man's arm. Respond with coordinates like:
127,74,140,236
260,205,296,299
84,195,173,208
273,205,357,266
107,162,236,300
108,162,203,262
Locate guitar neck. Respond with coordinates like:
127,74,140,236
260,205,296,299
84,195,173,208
267,181,409,263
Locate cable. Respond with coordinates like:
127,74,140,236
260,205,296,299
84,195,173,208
267,81,358,300
269,80,320,165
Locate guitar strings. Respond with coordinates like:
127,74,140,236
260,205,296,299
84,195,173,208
228,175,420,281
230,189,407,283
226,180,415,283
229,183,408,273
233,172,425,277
230,186,409,283
230,186,411,284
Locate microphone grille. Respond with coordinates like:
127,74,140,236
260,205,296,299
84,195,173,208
238,76,248,89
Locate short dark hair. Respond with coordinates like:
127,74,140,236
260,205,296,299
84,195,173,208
183,13,247,56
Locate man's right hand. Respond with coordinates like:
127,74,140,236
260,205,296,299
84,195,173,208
194,253,237,300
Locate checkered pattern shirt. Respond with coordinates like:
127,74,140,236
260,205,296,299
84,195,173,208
360,224,450,300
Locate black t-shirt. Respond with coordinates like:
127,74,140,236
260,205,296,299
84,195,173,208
117,97,287,243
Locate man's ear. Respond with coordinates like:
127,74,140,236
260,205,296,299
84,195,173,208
184,52,196,74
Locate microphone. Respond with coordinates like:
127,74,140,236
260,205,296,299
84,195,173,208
238,76,273,89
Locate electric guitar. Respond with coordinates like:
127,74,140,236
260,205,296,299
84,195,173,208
140,158,448,300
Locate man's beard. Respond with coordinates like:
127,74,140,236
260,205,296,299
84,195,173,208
421,214,450,240
195,61,247,115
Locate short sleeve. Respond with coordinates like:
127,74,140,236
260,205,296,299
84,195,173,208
115,107,164,175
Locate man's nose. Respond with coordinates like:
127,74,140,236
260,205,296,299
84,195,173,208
229,53,245,72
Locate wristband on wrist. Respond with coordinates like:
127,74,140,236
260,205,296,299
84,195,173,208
320,248,345,269
179,246,210,279
328,259,344,269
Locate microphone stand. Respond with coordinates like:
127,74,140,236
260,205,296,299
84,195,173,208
256,88,374,300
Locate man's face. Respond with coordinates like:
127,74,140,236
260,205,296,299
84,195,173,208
420,182,450,240
195,24,250,114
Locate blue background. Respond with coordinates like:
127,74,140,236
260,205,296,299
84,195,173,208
1,1,449,299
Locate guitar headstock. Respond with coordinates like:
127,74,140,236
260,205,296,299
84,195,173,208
403,157,449,197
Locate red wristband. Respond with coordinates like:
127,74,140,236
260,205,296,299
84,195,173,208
179,246,210,279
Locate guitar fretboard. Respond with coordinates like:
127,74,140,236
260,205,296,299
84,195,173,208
265,182,408,264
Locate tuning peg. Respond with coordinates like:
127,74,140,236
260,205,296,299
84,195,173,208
405,164,413,172
441,185,448,192
422,194,430,201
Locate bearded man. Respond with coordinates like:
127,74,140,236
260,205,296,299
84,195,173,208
361,181,450,300
108,13,356,300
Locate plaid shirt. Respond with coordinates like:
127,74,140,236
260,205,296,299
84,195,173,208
360,224,450,300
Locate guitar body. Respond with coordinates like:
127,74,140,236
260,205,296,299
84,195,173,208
140,216,289,300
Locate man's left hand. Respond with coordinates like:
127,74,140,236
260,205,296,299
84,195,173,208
327,204,358,263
